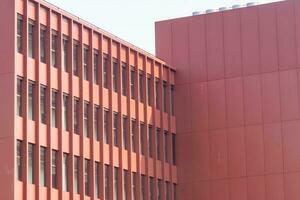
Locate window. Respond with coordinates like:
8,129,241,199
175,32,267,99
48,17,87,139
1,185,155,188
52,150,57,188
63,94,69,131
28,81,35,120
94,105,100,140
163,81,167,112
113,59,118,92
40,25,46,63
156,128,161,160
40,147,46,187
51,30,57,67
123,170,129,200
173,184,177,200
16,140,22,181
105,164,110,200
84,102,89,137
94,50,99,84
147,75,152,106
172,133,176,165
51,90,58,128
171,85,175,115
104,109,109,144
148,125,153,158
63,36,68,72
140,123,145,155
85,159,90,196
28,143,34,184
139,71,144,103
84,46,89,80
164,131,169,163
40,85,46,124
63,153,69,191
17,14,23,53
122,116,128,150
158,179,162,200
114,167,119,200
113,112,119,147
28,20,34,58
131,120,136,152
74,98,80,134
132,172,137,200
95,162,100,198
149,177,154,200
103,54,109,89
165,182,170,200
155,78,160,109
141,175,146,200
17,77,22,116
73,40,79,76
74,156,79,194
130,67,135,99
122,63,127,96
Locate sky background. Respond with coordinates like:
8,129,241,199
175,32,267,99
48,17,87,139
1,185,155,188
45,0,280,54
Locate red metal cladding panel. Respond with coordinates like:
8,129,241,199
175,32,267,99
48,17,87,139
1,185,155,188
229,178,247,200
155,20,172,65
265,174,285,200
294,0,300,66
285,172,300,200
196,181,210,200
247,176,266,200
188,16,208,82
223,9,242,78
194,133,210,181
211,180,229,200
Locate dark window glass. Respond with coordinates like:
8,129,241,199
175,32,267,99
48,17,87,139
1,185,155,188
149,177,154,200
164,131,169,163
73,40,79,76
63,94,69,131
141,175,146,200
104,109,109,144
94,105,100,140
51,30,57,67
84,102,89,137
114,167,119,200
17,78,22,116
74,156,79,194
63,153,69,191
132,172,137,200
94,50,99,84
173,183,177,200
28,143,34,184
40,85,46,124
139,71,144,103
40,146,46,186
122,116,128,150
171,85,175,115
165,182,170,200
40,25,46,63
158,179,162,200
74,98,79,134
148,125,153,158
103,54,109,88
52,150,57,188
172,133,176,165
123,170,128,200
95,162,100,198
131,120,136,152
17,14,23,53
63,36,68,72
130,67,135,99
28,20,34,58
28,81,35,120
147,75,152,106
113,112,119,146
163,81,167,112
156,128,161,160
51,90,58,128
122,63,127,96
140,123,145,155
84,46,89,81
85,159,90,196
105,164,110,200
17,140,22,181
155,78,160,109
113,59,118,92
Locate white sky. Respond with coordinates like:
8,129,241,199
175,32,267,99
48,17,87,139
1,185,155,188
45,0,280,54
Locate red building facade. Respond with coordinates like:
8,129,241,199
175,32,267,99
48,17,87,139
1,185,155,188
156,0,300,200
0,0,177,199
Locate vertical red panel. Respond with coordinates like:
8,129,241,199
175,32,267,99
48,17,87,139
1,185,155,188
175,84,191,133
294,0,300,66
227,127,246,178
191,82,208,131
196,181,210,200
171,19,190,84
282,120,300,172
276,1,297,70
279,70,300,121
208,79,226,129
155,21,172,65
245,125,265,176
229,178,247,200
241,7,260,75
247,176,266,200
211,180,229,200
265,174,284,200
285,172,300,200
258,4,278,73
243,75,263,125
223,9,242,78
195,133,210,180
209,129,228,179
263,123,283,174
189,16,208,82
206,13,225,80
226,77,244,128
261,72,281,123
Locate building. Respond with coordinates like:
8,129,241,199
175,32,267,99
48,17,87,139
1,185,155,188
156,0,300,200
0,0,177,199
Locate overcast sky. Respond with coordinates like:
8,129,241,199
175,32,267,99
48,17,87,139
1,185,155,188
45,0,280,54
